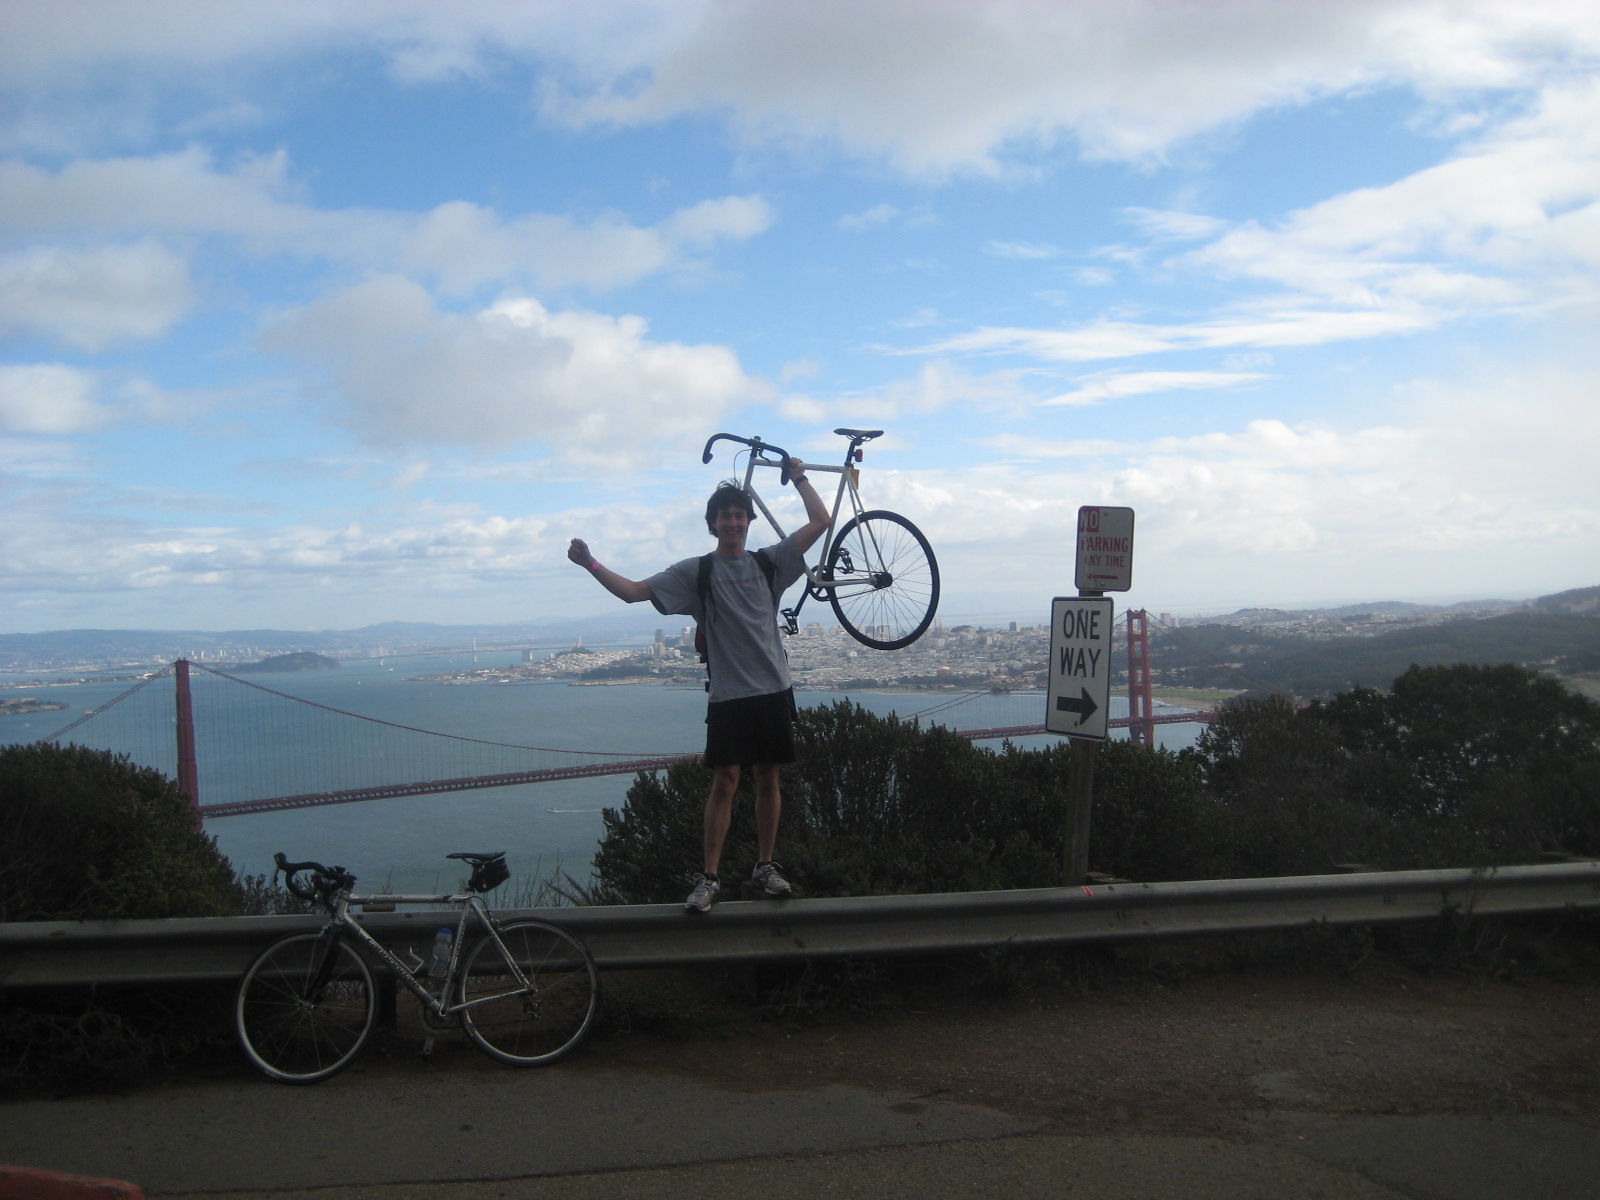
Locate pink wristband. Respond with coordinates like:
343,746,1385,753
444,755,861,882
588,560,603,573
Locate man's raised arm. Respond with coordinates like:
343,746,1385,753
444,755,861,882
568,538,654,604
787,458,833,554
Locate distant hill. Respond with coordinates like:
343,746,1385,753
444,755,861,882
230,652,340,673
0,610,669,671
1530,586,1600,616
3,585,1594,678
1148,611,1600,697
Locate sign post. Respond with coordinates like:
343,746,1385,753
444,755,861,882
1048,596,1114,883
1054,506,1134,885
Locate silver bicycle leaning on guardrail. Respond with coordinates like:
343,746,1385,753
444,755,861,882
703,428,940,649
235,851,598,1084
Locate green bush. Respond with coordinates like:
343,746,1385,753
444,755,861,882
1185,665,1600,872
593,667,1600,903
592,700,1220,903
0,742,245,922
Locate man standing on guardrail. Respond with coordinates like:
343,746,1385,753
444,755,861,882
568,458,832,912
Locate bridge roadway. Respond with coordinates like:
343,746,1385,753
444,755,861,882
197,712,1214,818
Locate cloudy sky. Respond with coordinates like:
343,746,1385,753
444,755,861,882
2,0,1597,634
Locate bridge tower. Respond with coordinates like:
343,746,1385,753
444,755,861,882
174,659,200,820
1125,609,1155,748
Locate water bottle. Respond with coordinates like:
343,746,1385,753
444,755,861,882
427,927,453,979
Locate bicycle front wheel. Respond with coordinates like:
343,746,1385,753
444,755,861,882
826,510,939,649
235,932,376,1084
459,920,598,1066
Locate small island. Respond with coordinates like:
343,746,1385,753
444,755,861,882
0,697,69,716
230,652,340,673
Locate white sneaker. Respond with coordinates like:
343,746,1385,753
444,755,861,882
685,874,721,912
752,861,793,897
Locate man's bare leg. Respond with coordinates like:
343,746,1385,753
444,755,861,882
752,762,782,863
703,764,741,875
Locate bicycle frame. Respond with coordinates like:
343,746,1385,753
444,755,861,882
727,436,888,624
312,887,531,1020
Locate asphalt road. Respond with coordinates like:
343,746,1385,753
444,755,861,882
4,1060,1598,1199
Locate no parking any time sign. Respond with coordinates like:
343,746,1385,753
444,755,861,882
1075,506,1134,592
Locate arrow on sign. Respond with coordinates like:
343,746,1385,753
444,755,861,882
1055,687,1099,725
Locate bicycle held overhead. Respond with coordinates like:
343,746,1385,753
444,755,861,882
235,850,598,1084
701,428,939,650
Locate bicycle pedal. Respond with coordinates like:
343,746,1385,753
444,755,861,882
781,608,799,636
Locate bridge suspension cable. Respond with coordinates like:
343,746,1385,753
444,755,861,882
184,661,679,759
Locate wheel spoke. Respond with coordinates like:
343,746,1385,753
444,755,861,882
828,512,939,649
459,920,597,1067
235,933,375,1084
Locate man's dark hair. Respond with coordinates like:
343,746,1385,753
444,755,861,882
705,481,756,534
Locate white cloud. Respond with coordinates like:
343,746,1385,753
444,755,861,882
837,204,900,231
913,305,1444,364
1121,207,1230,243
984,240,1059,261
1040,370,1270,406
0,477,720,628
1183,78,1600,304
261,275,772,456
896,368,1600,613
909,77,1600,372
5,360,1593,626
8,3,1597,171
0,150,773,294
0,364,108,433
0,240,194,350
538,1,1600,173
780,360,1038,425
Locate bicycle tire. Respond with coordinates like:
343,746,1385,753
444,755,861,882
458,919,598,1067
825,510,940,650
235,932,376,1084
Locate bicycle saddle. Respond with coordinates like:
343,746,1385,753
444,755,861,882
834,427,883,440
446,851,506,865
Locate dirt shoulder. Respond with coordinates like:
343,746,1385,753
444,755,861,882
570,947,1600,1141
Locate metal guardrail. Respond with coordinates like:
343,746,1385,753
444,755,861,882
3,861,1596,990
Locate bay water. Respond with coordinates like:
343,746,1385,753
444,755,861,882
1,650,1202,894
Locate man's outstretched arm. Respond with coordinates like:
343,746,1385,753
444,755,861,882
568,538,654,604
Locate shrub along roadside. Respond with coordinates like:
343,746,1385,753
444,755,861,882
0,743,299,1096
592,701,1236,904
1,742,246,923
595,667,1600,906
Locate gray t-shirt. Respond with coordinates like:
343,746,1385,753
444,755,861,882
647,534,807,703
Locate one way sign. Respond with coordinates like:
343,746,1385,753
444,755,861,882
1047,596,1114,740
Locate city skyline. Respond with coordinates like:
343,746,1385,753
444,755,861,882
2,2,1597,634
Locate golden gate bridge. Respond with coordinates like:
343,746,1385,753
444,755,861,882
36,610,1220,821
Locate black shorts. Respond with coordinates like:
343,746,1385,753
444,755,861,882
704,687,797,768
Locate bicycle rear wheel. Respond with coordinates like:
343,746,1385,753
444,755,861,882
235,932,376,1084
459,919,598,1066
826,510,939,650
